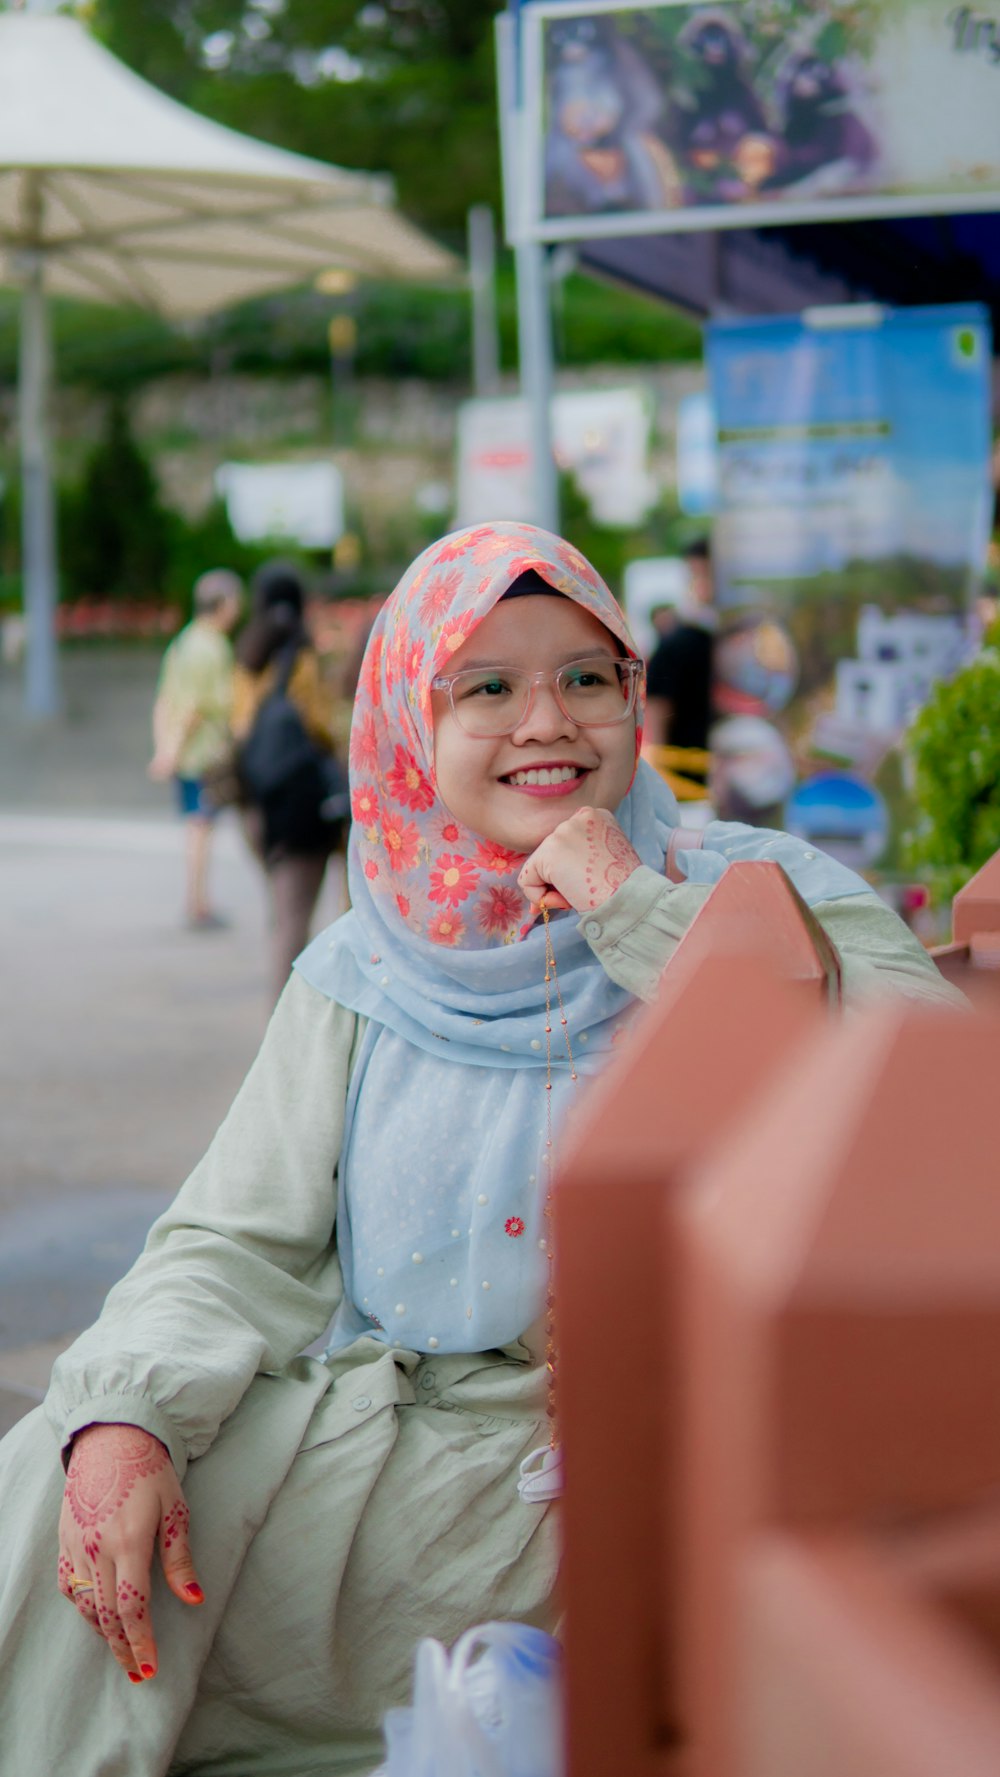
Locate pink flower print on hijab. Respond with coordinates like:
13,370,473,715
347,521,641,952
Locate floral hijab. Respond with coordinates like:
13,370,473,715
296,521,683,1068
346,520,648,949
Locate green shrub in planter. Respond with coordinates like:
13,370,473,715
905,642,1000,904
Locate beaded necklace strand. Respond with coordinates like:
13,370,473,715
541,903,578,1440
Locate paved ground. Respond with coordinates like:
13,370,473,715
0,647,347,1435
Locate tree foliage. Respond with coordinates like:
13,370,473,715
89,0,507,236
905,646,1000,900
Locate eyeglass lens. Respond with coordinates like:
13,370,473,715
450,657,636,736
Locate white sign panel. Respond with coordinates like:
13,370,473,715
457,387,655,527
215,461,345,548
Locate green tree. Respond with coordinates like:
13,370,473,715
90,0,506,236
61,402,174,598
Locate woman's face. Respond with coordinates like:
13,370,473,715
431,594,637,854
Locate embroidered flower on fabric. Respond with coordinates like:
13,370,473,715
478,885,524,938
363,858,380,881
433,527,494,566
352,784,380,826
350,711,379,774
395,892,411,921
474,840,526,875
430,814,462,846
387,745,435,813
505,1216,525,1238
360,634,383,705
419,568,463,626
381,812,421,873
435,611,477,662
428,911,466,946
429,853,480,907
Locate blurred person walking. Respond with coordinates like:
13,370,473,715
233,561,344,1004
643,537,718,759
148,569,244,930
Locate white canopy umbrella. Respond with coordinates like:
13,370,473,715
0,11,456,715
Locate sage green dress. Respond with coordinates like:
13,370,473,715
0,875,958,1777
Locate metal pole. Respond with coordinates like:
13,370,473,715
468,204,500,396
19,248,60,719
496,8,559,535
515,237,559,533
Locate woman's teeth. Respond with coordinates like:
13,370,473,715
507,766,582,787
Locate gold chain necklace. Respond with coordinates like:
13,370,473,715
516,903,578,1503
541,903,578,1437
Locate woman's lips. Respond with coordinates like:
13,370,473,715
500,765,591,799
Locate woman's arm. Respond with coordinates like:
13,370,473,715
578,864,964,1011
45,972,356,1478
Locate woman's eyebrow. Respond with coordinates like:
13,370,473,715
448,647,619,672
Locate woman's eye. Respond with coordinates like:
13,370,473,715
564,665,614,689
462,676,512,699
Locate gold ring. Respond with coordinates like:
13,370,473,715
69,1576,95,1598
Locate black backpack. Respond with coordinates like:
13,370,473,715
239,646,348,855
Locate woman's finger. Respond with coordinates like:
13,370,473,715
58,1551,102,1638
158,1495,205,1609
93,1555,142,1681
538,891,571,912
116,1555,159,1681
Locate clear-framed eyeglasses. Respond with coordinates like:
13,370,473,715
431,655,643,739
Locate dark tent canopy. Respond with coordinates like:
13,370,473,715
580,213,1000,337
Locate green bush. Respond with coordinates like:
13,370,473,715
60,401,173,598
905,646,1000,903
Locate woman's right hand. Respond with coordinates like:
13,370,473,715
57,1423,204,1683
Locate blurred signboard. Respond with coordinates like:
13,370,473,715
215,461,344,548
676,390,717,516
456,386,655,527
706,301,991,860
519,1,1000,243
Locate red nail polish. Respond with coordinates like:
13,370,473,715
140,1664,155,1679
184,1582,204,1603
128,1672,142,1684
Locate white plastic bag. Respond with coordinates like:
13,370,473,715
376,1620,563,1777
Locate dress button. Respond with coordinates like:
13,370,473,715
421,1372,436,1388
584,920,601,939
352,1395,372,1412
530,1039,541,1051
803,850,816,860
427,1337,440,1350
477,1193,489,1206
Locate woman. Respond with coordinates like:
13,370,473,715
233,560,341,1001
0,524,958,1777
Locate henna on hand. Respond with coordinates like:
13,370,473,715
521,807,641,914
65,1425,169,1563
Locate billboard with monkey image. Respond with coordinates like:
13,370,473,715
520,0,1000,241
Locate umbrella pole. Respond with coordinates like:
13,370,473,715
19,253,60,719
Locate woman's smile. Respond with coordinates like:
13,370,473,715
498,759,593,796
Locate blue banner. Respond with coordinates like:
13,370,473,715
705,303,992,864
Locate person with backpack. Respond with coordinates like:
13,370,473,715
232,561,346,1002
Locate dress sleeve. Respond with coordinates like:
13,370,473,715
579,866,964,1011
44,974,356,1478
290,651,336,751
230,664,260,742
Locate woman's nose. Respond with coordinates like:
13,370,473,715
511,679,578,743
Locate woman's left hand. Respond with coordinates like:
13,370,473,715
518,807,641,915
